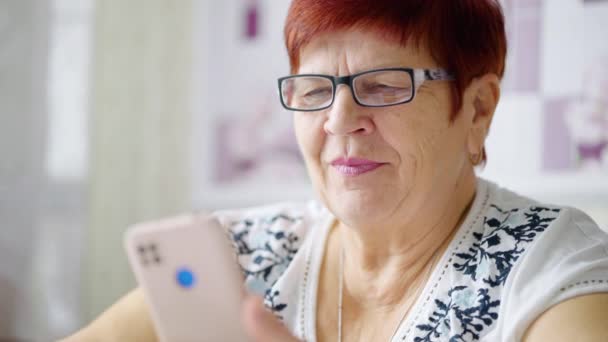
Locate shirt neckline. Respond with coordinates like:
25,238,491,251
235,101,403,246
301,178,492,342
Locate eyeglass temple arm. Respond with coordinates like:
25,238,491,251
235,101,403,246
413,68,455,89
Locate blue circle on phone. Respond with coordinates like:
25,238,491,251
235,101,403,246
176,268,195,288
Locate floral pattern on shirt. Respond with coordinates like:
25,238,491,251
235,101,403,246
227,213,303,319
411,205,561,341
414,286,500,341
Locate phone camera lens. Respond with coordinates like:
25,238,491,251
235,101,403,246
176,268,196,288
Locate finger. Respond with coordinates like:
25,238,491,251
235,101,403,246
241,295,300,342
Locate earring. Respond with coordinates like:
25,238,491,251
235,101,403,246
470,149,484,166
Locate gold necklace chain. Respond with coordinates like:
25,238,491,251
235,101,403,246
337,246,441,342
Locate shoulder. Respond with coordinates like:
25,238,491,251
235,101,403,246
454,181,568,289
490,182,608,258
212,201,328,295
483,181,608,286
481,181,607,255
522,292,608,341
481,181,608,340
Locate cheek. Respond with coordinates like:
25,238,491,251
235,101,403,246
380,106,454,174
416,123,450,159
407,88,459,160
293,113,326,167
382,112,444,158
413,120,468,177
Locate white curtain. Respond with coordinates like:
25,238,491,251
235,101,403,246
84,0,194,321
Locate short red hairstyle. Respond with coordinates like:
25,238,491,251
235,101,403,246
284,0,507,117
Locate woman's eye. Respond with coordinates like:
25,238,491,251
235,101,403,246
304,87,332,97
366,83,404,92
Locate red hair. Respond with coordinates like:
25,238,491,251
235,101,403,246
284,0,507,117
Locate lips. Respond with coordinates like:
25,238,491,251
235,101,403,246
330,157,386,177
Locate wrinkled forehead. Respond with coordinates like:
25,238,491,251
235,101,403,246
296,28,438,75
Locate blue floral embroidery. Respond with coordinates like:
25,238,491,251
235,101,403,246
454,206,561,286
413,205,561,340
264,289,288,320
415,286,500,342
227,213,303,318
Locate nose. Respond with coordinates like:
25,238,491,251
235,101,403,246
323,86,375,136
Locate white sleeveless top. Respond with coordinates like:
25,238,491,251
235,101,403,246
213,178,608,341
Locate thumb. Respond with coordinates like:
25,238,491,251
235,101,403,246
242,295,300,342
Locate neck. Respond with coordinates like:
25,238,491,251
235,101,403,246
339,171,477,309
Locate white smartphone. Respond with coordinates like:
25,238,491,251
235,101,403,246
124,214,248,342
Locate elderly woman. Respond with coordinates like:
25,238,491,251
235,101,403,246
63,0,608,341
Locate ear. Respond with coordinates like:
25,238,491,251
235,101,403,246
462,73,501,160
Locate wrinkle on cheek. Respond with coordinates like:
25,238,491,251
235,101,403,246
413,102,450,154
415,124,447,175
390,154,417,219
421,126,446,153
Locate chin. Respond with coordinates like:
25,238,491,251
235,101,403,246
328,189,397,228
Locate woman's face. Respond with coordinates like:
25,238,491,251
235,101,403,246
294,29,474,228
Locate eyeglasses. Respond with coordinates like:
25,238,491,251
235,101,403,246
278,67,454,112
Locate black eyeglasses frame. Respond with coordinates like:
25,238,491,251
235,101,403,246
277,67,454,112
